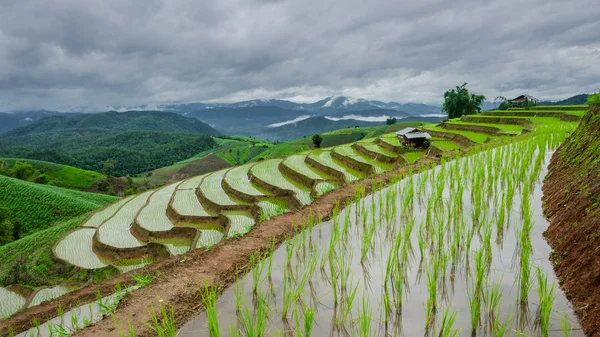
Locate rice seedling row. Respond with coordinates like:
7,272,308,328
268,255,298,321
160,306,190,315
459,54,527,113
200,170,250,207
283,154,333,180
81,196,134,228
28,286,75,308
0,287,26,319
171,188,215,218
224,211,256,238
308,150,364,183
97,191,153,249
54,228,109,269
137,183,179,232
224,163,267,197
251,159,313,206
333,145,393,174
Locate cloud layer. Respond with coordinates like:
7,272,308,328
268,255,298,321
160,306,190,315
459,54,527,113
0,0,599,110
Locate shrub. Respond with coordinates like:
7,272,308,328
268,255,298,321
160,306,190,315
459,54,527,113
587,93,600,105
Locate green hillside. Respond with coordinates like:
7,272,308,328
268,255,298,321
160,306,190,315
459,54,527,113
1,158,104,189
0,111,221,176
139,136,273,186
0,175,117,241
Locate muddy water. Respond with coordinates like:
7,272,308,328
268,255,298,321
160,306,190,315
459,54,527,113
179,147,583,336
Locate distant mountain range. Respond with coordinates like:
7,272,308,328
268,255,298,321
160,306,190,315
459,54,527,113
160,96,444,115
1,94,588,138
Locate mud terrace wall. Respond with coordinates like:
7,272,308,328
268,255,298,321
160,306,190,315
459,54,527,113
542,105,600,336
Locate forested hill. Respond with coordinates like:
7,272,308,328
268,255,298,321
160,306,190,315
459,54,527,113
2,110,219,138
0,111,221,176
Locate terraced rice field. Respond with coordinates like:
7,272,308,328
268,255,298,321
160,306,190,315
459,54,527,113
55,228,108,269
153,238,192,256
195,229,224,248
309,150,365,183
0,287,25,319
360,143,398,158
251,159,313,206
283,154,332,181
224,164,268,197
8,114,580,325
333,146,393,174
423,124,492,143
315,181,336,196
448,121,524,134
178,173,207,190
257,198,289,219
97,191,152,249
137,183,179,232
404,151,425,163
171,188,215,218
379,133,402,146
430,138,462,151
81,196,133,228
200,170,250,207
28,286,74,308
224,211,255,238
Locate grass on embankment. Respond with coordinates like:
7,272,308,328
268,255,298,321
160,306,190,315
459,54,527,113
0,215,118,287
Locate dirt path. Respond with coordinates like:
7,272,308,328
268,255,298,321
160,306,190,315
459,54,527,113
0,157,438,337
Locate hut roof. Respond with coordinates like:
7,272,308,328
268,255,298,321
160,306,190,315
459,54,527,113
405,132,431,139
510,94,538,103
396,127,417,136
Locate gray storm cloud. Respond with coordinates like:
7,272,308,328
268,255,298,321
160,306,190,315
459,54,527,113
0,0,599,111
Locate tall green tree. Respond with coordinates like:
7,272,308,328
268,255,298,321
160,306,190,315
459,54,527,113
442,83,486,119
312,134,323,148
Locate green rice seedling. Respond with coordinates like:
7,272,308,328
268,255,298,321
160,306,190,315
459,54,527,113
294,305,316,337
519,240,533,303
537,268,556,337
473,248,486,297
486,280,502,317
561,311,572,337
425,257,439,323
200,285,220,337
435,307,460,337
336,280,359,327
145,303,176,337
239,288,269,337
133,273,153,287
492,312,512,337
468,283,482,332
357,294,373,337
228,322,240,337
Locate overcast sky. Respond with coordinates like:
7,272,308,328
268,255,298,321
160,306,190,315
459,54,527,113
0,0,599,111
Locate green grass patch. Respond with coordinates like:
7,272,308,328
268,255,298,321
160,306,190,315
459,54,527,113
430,138,461,151
1,158,104,189
0,175,117,240
404,152,425,163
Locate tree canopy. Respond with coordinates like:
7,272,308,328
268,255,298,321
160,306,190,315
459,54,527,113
442,83,486,119
312,134,323,148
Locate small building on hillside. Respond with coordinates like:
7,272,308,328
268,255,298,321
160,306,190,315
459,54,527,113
509,94,538,107
396,127,431,148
